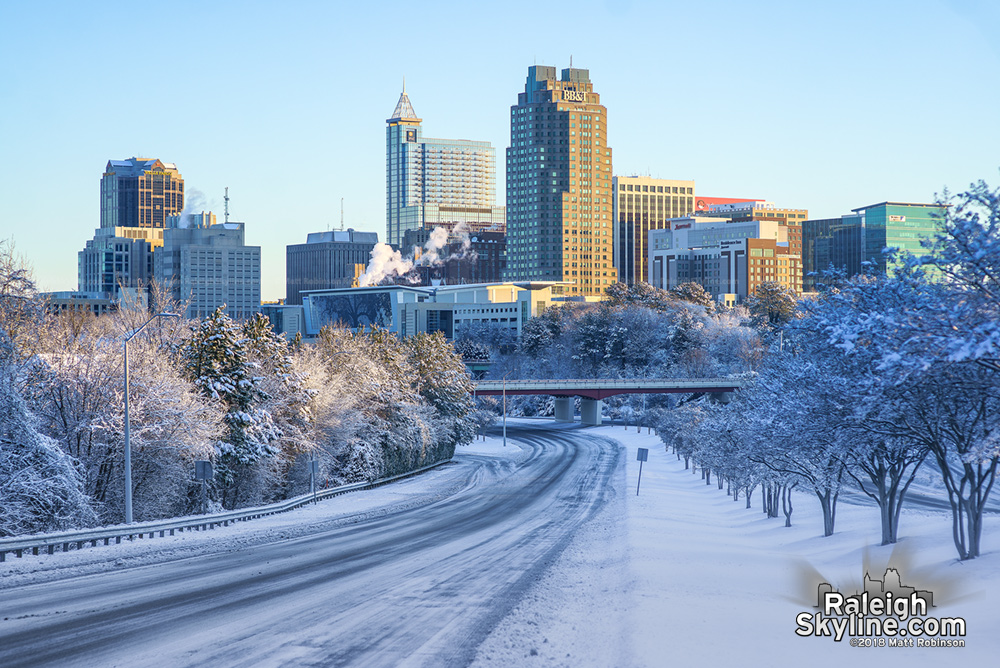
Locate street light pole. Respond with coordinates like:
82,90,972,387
123,312,180,524
502,375,507,448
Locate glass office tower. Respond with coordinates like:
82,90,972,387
386,86,504,247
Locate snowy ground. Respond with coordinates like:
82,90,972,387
3,421,997,666
470,419,1000,667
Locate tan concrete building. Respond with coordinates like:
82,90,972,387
613,176,695,284
701,201,807,258
100,157,184,230
648,217,802,304
504,65,616,297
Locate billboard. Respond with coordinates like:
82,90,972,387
311,292,393,330
695,197,765,212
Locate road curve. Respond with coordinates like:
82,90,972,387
0,422,624,668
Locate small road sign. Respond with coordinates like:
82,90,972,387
636,448,649,495
194,461,213,514
195,461,213,480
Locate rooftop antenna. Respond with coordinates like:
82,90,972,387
570,55,573,67
340,198,344,231
403,76,406,94
224,187,230,224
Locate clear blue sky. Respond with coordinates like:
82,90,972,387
2,0,997,300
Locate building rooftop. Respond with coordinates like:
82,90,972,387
305,229,379,245
852,201,944,212
104,157,179,176
388,83,420,122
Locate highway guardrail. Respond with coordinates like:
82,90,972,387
0,459,450,563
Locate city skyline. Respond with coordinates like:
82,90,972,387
2,1,998,300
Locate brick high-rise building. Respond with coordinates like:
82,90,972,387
100,157,184,229
504,66,616,296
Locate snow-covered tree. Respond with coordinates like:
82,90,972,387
0,330,95,536
25,311,221,522
743,281,798,330
182,307,279,507
669,281,715,312
872,364,999,559
0,239,45,368
312,325,470,482
604,281,676,313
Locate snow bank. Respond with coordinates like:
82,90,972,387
471,420,999,667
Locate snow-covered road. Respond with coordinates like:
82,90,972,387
5,420,998,667
0,423,622,668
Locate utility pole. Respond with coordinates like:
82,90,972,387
123,312,180,523
502,375,507,447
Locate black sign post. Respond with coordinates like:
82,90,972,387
636,448,648,496
195,460,212,514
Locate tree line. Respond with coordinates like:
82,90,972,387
652,179,1000,560
0,261,478,536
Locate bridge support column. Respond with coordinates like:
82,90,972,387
710,392,733,404
580,398,603,426
554,397,574,422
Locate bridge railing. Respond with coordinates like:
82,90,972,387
473,378,742,389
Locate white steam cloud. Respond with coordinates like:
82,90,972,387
176,188,207,229
358,224,478,287
358,244,415,287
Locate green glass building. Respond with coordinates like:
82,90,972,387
853,201,946,275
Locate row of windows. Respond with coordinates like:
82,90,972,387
620,184,693,194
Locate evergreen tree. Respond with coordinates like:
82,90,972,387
182,307,278,503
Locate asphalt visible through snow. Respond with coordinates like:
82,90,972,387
0,422,624,668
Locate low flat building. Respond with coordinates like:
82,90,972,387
41,291,116,316
301,281,569,339
260,303,306,339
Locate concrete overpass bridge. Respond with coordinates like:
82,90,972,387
473,378,743,426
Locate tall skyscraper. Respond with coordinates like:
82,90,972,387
80,157,183,300
504,66,616,296
385,85,505,247
100,157,184,229
613,176,696,285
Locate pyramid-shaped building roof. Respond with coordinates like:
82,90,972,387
388,83,420,123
